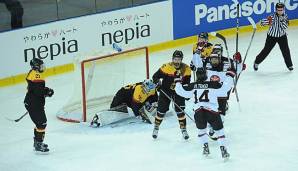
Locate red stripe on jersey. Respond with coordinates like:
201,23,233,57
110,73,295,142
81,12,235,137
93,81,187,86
32,80,45,83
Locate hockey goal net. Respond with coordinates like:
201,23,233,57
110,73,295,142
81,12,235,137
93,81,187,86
57,47,149,122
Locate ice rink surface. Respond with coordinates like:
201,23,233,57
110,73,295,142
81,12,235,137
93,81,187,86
0,26,298,171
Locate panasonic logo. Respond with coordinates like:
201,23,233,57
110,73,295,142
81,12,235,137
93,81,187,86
195,0,298,25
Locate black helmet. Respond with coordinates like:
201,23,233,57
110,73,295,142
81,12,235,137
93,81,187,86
196,67,207,82
172,50,183,59
198,32,208,40
276,2,285,9
30,58,45,72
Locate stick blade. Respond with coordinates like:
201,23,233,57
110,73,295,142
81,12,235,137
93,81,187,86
210,32,217,36
247,17,256,29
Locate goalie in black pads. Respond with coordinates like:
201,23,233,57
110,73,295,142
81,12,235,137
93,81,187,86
24,58,54,154
175,67,234,160
91,79,158,127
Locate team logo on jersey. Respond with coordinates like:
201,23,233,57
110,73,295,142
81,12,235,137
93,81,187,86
210,75,220,82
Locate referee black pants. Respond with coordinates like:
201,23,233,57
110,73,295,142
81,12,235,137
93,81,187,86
255,35,292,68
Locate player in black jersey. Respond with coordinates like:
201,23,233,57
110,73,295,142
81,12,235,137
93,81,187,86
152,50,191,140
24,58,54,154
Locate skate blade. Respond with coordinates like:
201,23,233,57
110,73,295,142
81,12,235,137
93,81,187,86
183,137,190,141
34,149,50,155
223,157,229,162
203,154,211,159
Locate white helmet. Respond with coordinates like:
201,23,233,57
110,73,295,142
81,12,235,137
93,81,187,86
142,79,156,93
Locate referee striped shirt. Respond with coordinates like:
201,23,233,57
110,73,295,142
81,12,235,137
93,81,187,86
261,13,289,37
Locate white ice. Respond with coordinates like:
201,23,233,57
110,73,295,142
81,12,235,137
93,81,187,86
1,26,298,171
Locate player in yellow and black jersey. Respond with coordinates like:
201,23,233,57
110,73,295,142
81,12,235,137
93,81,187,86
24,58,54,154
152,50,191,140
190,32,213,71
193,32,213,57
110,79,158,123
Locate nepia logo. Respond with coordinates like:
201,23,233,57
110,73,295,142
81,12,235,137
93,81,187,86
195,0,298,25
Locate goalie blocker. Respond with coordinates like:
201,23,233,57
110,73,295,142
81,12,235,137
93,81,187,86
91,80,158,127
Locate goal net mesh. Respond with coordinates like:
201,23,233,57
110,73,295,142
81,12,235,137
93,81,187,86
56,47,149,122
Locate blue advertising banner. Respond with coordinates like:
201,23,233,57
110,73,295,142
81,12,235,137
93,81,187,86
173,0,298,39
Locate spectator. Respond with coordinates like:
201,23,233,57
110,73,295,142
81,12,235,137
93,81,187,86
0,0,23,29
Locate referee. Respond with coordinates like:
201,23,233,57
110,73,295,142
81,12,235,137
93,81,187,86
254,2,293,71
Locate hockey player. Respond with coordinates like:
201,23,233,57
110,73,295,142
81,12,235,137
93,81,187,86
110,79,158,122
24,58,54,154
190,32,213,71
199,44,244,140
91,79,158,127
152,50,191,140
206,44,245,113
175,67,235,160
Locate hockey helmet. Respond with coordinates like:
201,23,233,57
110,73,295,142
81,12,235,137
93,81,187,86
276,2,285,9
172,50,183,59
212,44,223,57
198,32,209,41
142,79,156,94
196,67,207,82
30,58,45,72
172,50,183,68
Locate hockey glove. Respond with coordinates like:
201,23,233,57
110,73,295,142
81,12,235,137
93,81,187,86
45,87,54,97
233,52,242,64
190,63,196,71
242,63,247,71
267,16,273,25
174,71,182,83
226,68,236,78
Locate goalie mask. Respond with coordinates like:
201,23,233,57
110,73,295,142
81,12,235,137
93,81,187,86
142,79,156,94
30,58,45,73
172,50,183,69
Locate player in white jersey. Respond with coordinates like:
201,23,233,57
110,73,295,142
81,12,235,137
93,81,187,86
175,67,235,160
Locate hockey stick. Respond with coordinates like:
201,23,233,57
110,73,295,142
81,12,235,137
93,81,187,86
234,1,240,102
236,17,256,82
210,32,230,58
5,111,29,122
233,17,256,91
159,89,195,123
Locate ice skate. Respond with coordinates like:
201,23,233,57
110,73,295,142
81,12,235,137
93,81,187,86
203,143,210,157
34,141,49,154
181,128,189,140
220,146,230,161
152,126,159,139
